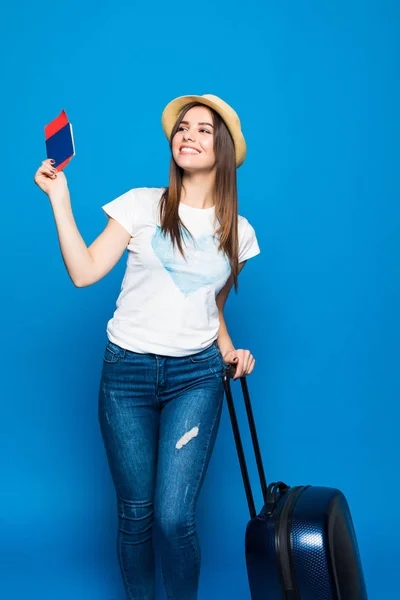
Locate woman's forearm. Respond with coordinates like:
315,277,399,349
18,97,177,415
217,310,235,359
49,190,93,287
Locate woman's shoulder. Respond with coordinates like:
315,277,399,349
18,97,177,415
237,213,255,232
237,213,259,244
114,187,165,216
237,213,261,261
129,186,166,201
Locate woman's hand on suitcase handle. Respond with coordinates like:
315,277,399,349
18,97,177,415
222,349,255,380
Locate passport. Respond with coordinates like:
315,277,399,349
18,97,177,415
44,109,75,170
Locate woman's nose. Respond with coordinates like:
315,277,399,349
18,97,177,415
183,129,195,142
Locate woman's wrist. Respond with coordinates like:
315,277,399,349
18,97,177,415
222,348,235,361
49,188,70,206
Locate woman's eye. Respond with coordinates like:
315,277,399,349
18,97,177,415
177,126,211,134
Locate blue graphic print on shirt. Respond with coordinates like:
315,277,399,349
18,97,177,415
151,226,231,296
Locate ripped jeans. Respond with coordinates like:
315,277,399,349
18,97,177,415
98,339,225,600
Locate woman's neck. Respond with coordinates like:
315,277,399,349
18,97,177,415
180,171,216,209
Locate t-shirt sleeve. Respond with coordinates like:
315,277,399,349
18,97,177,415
238,219,261,263
101,189,136,237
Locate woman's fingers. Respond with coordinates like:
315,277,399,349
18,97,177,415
37,163,57,179
40,159,57,176
34,159,68,197
34,160,61,193
247,356,256,375
232,350,255,379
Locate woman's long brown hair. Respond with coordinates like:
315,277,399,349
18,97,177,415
159,102,240,292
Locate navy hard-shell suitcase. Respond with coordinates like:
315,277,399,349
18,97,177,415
222,364,368,600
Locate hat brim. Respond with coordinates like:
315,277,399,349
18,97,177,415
161,94,246,168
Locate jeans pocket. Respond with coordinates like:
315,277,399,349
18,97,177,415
103,341,125,364
189,342,220,363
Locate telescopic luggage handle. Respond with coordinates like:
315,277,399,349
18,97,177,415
222,364,269,519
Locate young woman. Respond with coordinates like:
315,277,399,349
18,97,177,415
34,93,261,600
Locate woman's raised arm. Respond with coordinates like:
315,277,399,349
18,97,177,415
34,159,131,287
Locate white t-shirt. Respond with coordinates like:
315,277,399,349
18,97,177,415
101,187,260,357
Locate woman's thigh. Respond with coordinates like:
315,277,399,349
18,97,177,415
154,346,225,528
98,341,160,501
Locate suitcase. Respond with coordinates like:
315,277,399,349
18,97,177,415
222,364,368,600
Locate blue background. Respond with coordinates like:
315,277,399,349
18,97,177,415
1,0,399,598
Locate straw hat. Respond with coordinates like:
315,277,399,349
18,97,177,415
161,93,246,168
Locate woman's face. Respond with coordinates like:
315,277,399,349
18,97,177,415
171,105,216,172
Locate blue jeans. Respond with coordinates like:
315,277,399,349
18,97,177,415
98,339,226,600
